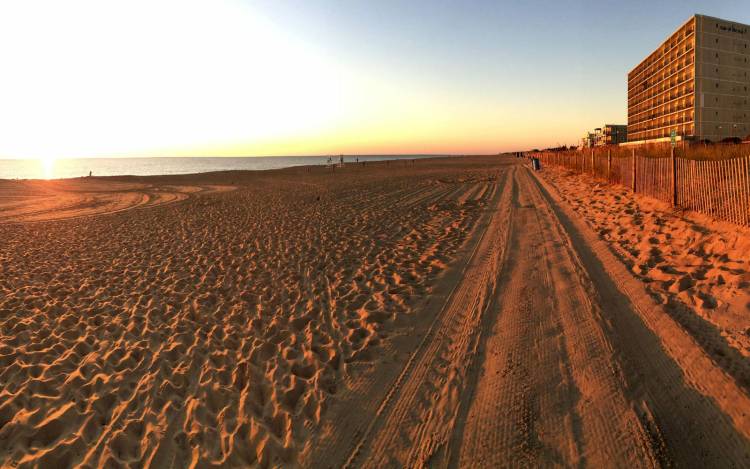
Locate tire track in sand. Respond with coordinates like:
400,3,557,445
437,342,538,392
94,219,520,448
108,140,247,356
0,184,234,223
451,166,659,467
343,167,515,468
343,160,750,468
530,168,750,467
299,168,506,468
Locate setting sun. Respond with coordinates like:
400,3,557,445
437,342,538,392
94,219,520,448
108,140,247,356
0,0,344,160
39,157,56,179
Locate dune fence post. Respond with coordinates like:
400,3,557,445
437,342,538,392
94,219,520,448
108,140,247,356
669,147,677,207
607,149,611,183
631,148,637,193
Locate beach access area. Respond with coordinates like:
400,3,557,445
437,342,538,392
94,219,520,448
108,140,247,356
0,156,749,467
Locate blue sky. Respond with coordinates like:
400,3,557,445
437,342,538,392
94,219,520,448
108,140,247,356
243,0,750,150
0,0,748,158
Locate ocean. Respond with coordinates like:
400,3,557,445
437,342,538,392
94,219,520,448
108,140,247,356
0,155,446,180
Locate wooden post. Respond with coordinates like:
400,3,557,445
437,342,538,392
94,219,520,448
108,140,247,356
607,149,612,182
631,148,637,192
669,147,677,207
591,149,595,175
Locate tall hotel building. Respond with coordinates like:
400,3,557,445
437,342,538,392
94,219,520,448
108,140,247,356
627,14,750,143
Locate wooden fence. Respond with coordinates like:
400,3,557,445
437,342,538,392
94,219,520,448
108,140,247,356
536,148,750,226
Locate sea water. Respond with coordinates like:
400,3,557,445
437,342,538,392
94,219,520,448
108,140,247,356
0,155,446,180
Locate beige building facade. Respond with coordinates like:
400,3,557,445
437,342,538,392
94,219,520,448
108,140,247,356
627,14,750,143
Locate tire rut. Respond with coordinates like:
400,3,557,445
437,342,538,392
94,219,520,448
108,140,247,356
344,168,514,468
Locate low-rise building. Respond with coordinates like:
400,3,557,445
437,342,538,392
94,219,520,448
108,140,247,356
602,124,628,145
581,124,628,147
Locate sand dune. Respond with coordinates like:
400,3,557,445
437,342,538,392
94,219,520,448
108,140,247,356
1,157,749,468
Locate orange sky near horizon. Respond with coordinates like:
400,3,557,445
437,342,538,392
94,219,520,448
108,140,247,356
5,1,750,159
0,0,625,159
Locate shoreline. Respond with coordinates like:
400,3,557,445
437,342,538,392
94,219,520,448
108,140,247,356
0,154,472,182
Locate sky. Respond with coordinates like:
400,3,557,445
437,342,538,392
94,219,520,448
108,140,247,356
0,0,748,159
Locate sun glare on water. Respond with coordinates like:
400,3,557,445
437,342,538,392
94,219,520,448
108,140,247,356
39,157,55,179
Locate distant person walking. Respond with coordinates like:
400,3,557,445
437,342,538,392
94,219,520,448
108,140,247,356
88,170,92,177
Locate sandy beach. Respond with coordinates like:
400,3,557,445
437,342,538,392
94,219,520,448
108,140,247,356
1,156,750,468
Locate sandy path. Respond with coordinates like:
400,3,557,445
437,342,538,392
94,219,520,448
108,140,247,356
341,168,511,468
533,169,750,466
324,160,750,468
454,167,657,467
456,166,750,466
301,168,502,468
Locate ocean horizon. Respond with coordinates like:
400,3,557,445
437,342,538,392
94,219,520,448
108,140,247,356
0,155,450,180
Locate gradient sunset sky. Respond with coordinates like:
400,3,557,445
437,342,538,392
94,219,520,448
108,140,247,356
1,0,748,159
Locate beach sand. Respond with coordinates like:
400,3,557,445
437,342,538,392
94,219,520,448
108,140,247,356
1,156,749,468
538,166,750,358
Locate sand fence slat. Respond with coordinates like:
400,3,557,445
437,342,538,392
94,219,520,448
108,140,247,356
691,158,697,213
679,157,684,208
679,158,693,208
739,157,745,225
694,159,701,214
680,158,684,207
712,159,720,218
728,158,735,224
690,158,698,213
702,159,709,216
711,159,717,217
741,156,746,225
703,159,709,215
702,159,710,216
717,159,724,220
731,158,740,224
725,159,730,223
721,158,730,223
724,159,733,223
737,156,747,226
743,156,750,225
